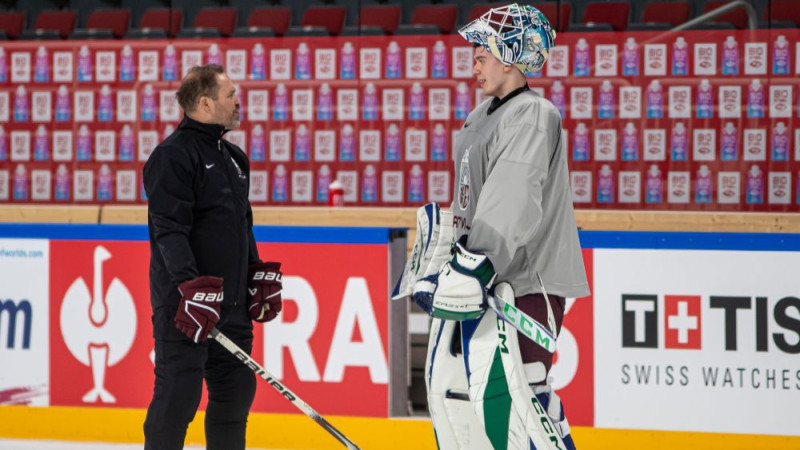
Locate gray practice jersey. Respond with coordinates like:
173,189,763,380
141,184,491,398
451,90,590,299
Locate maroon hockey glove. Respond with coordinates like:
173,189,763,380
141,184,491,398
175,276,224,343
247,262,282,322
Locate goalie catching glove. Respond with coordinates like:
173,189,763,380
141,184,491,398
413,240,496,320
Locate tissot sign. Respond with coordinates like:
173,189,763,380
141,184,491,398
594,248,800,435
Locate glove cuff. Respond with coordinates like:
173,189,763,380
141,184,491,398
249,261,281,274
451,242,496,287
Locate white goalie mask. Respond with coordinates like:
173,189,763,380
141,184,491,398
458,3,556,74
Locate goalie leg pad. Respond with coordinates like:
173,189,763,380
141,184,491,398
463,283,570,450
426,317,493,450
533,383,576,450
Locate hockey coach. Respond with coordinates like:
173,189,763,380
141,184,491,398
142,64,283,450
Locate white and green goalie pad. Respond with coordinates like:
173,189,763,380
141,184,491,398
392,202,454,300
426,284,572,449
426,318,493,450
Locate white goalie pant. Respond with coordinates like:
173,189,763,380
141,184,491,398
425,284,572,450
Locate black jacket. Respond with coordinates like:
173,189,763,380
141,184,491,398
143,115,260,308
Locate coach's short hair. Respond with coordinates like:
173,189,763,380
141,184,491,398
175,64,225,112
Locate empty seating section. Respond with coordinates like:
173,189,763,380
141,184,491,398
533,2,571,32
762,0,800,27
410,5,457,34
0,12,24,39
301,6,347,35
246,7,291,36
138,8,183,38
78,9,131,38
192,7,238,37
703,0,750,29
582,1,630,31
640,1,691,28
2,1,796,39
360,5,401,35
24,9,77,39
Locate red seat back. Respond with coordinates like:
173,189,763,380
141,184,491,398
140,8,183,37
302,6,346,35
703,0,749,29
86,9,131,38
642,1,690,27
247,7,291,36
34,10,77,38
467,3,495,23
360,5,401,34
532,2,571,32
194,8,237,37
0,12,25,39
763,0,800,26
583,1,630,31
411,5,458,34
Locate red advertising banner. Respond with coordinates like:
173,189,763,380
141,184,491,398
47,238,390,417
250,241,390,417
48,240,153,408
555,248,594,427
0,30,797,210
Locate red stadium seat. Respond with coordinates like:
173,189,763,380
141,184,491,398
467,3,496,23
467,3,570,32
641,1,690,28
763,0,800,27
247,7,291,36
140,8,183,38
33,10,77,38
0,12,25,40
411,5,458,34
86,9,131,39
703,0,749,29
359,5,401,34
193,8,237,37
582,1,630,31
533,2,571,32
302,6,346,35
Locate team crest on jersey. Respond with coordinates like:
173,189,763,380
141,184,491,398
458,146,471,210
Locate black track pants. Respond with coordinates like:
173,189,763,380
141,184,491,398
143,304,257,450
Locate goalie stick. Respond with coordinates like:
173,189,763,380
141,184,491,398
487,274,558,354
209,328,361,450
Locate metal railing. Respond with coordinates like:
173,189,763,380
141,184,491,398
641,0,758,46
673,0,757,32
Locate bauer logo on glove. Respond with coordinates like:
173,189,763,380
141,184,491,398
413,240,496,321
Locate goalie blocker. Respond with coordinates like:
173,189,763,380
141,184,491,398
395,203,575,449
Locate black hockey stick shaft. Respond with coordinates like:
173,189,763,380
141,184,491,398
208,328,361,450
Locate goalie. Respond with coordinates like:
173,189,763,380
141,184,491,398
394,4,589,449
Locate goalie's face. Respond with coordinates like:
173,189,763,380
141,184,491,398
472,46,519,99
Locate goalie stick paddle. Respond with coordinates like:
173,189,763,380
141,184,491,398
209,328,361,450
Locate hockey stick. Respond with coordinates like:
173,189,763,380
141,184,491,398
486,276,557,354
208,328,361,450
